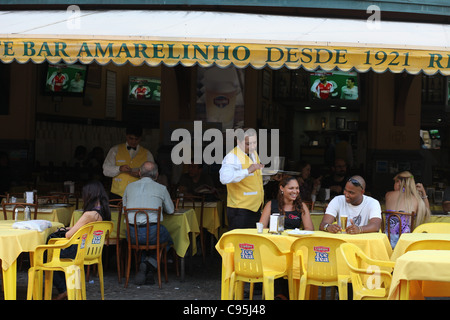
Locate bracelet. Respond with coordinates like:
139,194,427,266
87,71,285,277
422,195,428,199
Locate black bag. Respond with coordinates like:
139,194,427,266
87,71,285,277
47,227,68,243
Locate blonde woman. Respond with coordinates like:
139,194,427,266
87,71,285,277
384,171,430,247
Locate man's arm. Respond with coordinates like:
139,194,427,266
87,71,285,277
102,145,121,178
219,153,264,185
319,214,339,233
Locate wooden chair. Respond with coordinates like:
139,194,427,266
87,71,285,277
124,207,169,288
36,195,61,205
108,199,124,283
178,195,206,262
50,192,80,209
2,202,38,220
381,211,416,243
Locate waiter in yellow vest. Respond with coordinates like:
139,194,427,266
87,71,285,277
219,128,264,230
103,125,154,199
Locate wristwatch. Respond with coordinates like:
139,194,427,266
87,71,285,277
323,223,329,232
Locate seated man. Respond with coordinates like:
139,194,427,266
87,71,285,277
122,161,174,285
178,163,216,199
321,158,349,199
319,175,382,234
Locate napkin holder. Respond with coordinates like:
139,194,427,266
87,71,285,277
269,214,284,234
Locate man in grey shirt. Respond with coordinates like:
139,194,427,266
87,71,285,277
123,161,174,285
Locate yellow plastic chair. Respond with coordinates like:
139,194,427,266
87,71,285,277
80,221,113,300
27,224,94,300
413,222,450,234
339,243,395,300
405,239,450,252
220,233,290,300
289,237,349,300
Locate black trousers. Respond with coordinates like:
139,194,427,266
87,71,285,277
227,207,261,230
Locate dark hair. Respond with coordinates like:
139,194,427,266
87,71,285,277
82,180,111,221
277,176,304,216
126,124,143,137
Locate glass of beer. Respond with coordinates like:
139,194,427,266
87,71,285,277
340,215,348,233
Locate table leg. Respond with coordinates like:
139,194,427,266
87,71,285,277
180,257,185,282
2,260,17,300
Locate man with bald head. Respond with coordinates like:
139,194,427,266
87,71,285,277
123,161,174,285
319,175,382,234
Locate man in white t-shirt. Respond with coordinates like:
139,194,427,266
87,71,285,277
319,175,382,234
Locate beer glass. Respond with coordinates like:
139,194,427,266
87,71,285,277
340,215,348,233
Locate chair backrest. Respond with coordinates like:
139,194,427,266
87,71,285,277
381,211,416,240
413,222,450,234
35,223,94,268
124,207,163,250
2,202,38,220
220,233,287,279
339,242,393,299
405,239,450,253
37,195,61,204
291,236,346,282
84,221,114,260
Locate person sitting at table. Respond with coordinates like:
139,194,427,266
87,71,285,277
321,158,349,199
53,180,111,300
319,175,382,234
297,160,321,202
122,161,174,286
178,163,216,199
259,175,314,230
384,171,430,247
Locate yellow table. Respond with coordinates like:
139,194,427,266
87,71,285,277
0,220,63,300
429,215,450,223
2,204,74,226
71,208,199,258
388,250,450,300
390,233,450,261
182,201,222,239
216,228,392,299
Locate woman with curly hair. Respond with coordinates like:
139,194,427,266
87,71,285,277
259,175,313,230
384,171,430,247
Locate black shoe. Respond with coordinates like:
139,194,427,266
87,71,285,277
145,269,155,285
134,262,148,285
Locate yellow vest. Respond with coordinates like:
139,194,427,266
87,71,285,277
111,144,148,197
226,146,264,212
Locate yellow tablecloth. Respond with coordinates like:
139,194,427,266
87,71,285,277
390,232,450,261
0,220,63,300
388,250,450,300
71,208,200,258
181,201,222,238
2,205,74,226
216,228,392,299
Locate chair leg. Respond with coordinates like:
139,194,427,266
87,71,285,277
98,262,105,300
116,242,121,283
27,268,35,300
44,270,53,300
125,248,132,288
156,249,162,288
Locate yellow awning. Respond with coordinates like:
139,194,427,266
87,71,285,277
1,10,449,75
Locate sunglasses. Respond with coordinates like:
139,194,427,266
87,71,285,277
348,178,363,189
